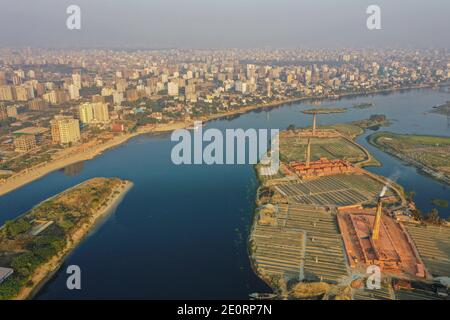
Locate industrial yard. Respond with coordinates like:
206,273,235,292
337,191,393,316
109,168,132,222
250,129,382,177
250,203,349,297
274,174,392,207
403,223,450,278
251,114,450,300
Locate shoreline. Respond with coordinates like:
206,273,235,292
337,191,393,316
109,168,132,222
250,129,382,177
12,180,134,300
0,83,445,197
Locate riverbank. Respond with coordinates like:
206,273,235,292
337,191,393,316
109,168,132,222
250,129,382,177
0,83,445,197
8,179,133,300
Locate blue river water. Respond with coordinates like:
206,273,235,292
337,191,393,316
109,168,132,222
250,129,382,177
0,88,449,299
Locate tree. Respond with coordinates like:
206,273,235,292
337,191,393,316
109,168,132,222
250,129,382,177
5,219,31,238
410,209,422,221
406,190,415,202
426,208,440,224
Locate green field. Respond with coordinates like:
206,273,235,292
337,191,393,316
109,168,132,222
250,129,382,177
370,132,450,177
280,134,367,164
325,123,364,138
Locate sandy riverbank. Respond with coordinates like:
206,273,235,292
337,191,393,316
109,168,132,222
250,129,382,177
12,180,133,300
0,83,444,197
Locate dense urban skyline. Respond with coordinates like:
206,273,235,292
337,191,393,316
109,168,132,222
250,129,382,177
1,0,450,49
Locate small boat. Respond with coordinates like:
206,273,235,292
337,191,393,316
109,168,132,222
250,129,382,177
249,292,278,300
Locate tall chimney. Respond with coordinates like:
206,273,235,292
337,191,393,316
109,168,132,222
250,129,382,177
312,113,317,136
306,138,311,168
372,197,383,240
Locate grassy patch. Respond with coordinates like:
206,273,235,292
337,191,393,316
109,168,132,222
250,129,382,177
431,199,449,208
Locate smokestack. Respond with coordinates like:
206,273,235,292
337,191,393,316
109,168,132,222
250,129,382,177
372,196,383,241
312,113,317,136
380,186,387,198
306,138,311,168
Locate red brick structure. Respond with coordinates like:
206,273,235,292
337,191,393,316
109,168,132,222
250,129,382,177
289,157,355,179
337,205,428,279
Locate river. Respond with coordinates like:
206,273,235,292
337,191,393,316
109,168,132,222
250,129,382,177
0,88,449,299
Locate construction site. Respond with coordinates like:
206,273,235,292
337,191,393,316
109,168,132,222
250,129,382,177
251,111,450,300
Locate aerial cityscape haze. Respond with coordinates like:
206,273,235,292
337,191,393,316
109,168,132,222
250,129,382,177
0,0,449,308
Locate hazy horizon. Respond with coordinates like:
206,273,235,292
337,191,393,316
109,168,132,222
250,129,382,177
1,0,449,49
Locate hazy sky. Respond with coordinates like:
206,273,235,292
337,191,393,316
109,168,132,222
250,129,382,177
1,0,449,49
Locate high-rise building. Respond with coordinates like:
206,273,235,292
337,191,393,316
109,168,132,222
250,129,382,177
12,74,22,86
50,120,60,144
116,79,127,93
35,83,46,97
0,104,7,120
79,102,109,124
28,98,48,111
68,84,80,100
168,81,179,96
14,134,37,152
185,84,197,102
235,80,247,93
0,71,6,86
126,89,138,102
93,102,110,123
113,91,124,105
79,103,94,124
246,64,256,80
50,116,81,145
265,79,272,97
72,73,82,88
92,94,105,103
43,89,69,105
13,86,29,101
6,105,18,118
0,85,14,101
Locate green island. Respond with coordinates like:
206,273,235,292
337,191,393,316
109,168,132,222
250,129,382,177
431,199,449,208
431,101,450,116
0,177,133,300
302,108,347,114
351,114,389,129
369,132,450,185
353,102,375,109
